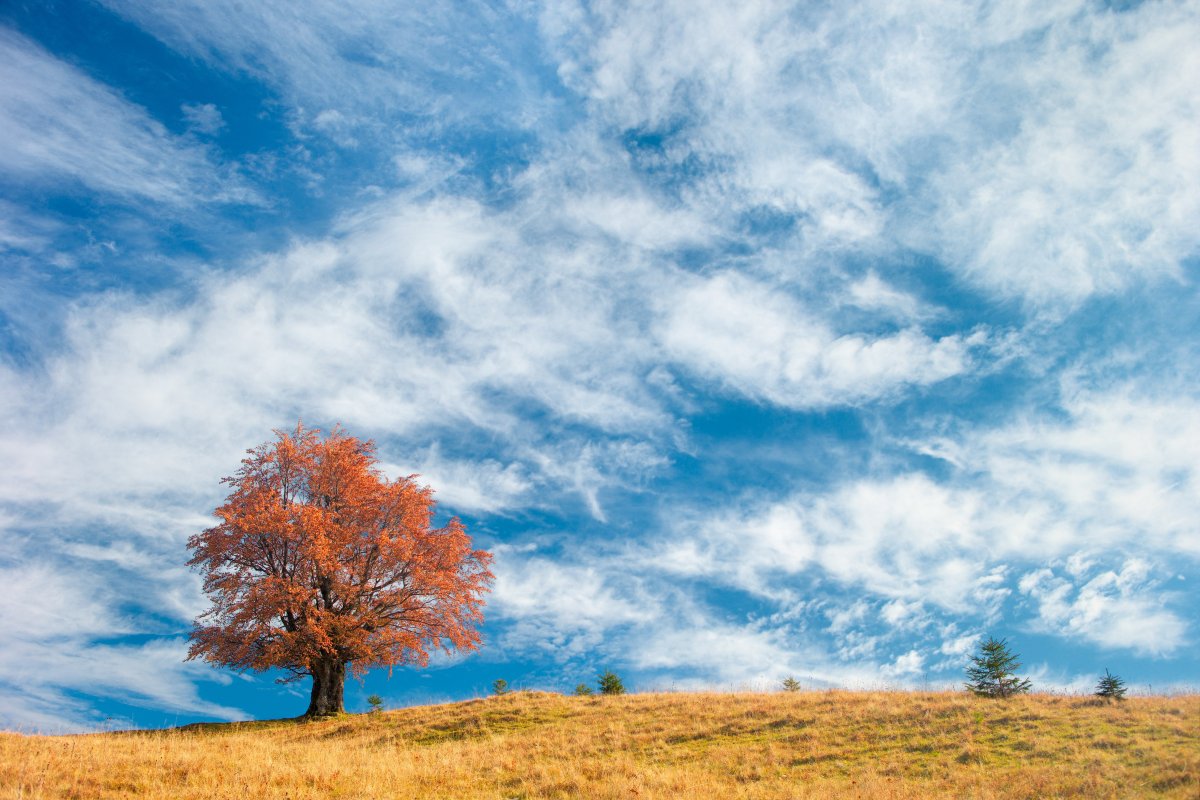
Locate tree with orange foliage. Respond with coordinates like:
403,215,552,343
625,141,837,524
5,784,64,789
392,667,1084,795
186,423,493,717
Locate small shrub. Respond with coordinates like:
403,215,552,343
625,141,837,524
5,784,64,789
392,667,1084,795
597,670,625,695
781,676,801,692
491,679,509,696
573,683,594,696
366,694,384,714
1095,669,1127,700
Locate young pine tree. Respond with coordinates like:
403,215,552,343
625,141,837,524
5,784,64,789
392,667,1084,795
491,679,509,696
597,670,625,695
1094,669,1127,700
573,683,594,696
964,636,1032,698
781,676,802,692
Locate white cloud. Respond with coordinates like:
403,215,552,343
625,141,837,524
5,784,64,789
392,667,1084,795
939,631,981,659
99,0,558,140
660,272,979,408
643,384,1199,658
629,622,794,681
181,102,225,136
82,0,1200,309
971,389,1200,558
383,448,531,515
0,197,635,529
663,473,995,613
0,637,244,730
0,30,247,204
883,649,924,677
922,2,1200,306
541,0,1200,307
0,564,240,731
0,200,60,253
489,552,655,659
880,599,928,630
521,439,671,522
844,273,931,322
0,688,101,734
0,563,132,644
826,599,870,634
487,544,929,691
3,120,977,549
1019,559,1187,656
544,0,890,254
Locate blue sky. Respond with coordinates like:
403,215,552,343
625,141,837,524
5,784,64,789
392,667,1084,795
1,0,1198,732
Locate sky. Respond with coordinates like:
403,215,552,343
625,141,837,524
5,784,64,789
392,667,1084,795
1,0,1198,733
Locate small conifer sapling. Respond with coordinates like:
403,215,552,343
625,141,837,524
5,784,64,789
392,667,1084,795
491,678,509,696
1094,669,1127,700
367,694,384,714
597,670,625,695
573,683,594,696
781,676,801,692
964,636,1032,698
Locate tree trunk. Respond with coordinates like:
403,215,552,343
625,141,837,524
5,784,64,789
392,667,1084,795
304,657,346,717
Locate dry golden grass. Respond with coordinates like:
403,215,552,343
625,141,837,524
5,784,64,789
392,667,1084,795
2,690,1197,799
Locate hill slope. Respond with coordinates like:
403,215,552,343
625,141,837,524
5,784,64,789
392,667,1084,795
2,690,1197,798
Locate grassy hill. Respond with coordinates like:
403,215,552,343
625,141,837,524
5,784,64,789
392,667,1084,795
2,690,1197,798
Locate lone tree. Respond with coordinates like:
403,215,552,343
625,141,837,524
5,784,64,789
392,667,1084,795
187,423,493,718
1094,669,1127,700
597,670,625,695
964,636,1032,698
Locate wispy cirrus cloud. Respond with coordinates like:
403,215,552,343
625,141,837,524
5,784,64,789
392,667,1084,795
97,0,563,144
0,29,251,205
922,1,1200,306
473,383,1198,689
0,563,240,733
643,385,1197,660
540,0,1200,308
181,102,225,136
0,637,245,734
1,126,979,538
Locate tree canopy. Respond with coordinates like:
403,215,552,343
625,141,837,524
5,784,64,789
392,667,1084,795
186,423,493,717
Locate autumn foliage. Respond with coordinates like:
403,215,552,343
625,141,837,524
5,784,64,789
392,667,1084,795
186,423,493,717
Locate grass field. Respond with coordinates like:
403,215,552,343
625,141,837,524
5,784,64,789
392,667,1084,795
2,690,1197,798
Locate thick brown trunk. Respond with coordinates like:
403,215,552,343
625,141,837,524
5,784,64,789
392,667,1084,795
304,657,346,718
